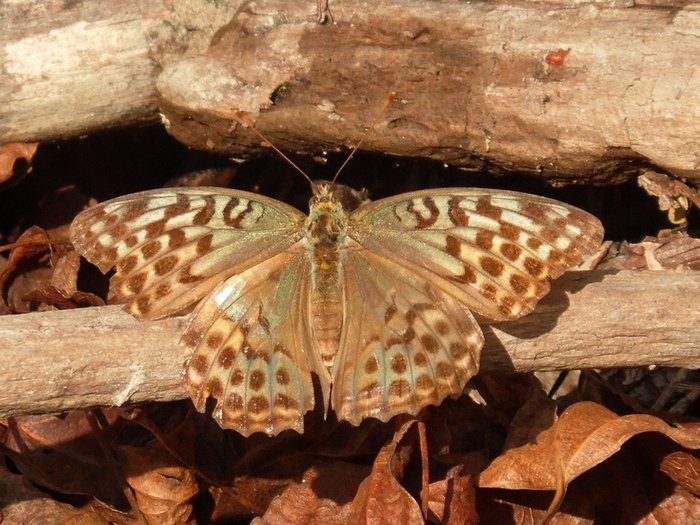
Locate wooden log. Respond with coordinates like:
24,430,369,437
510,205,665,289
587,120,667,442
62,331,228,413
1,1,699,183
0,270,697,419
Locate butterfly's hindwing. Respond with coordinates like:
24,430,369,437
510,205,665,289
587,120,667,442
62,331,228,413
181,243,330,437
331,246,483,425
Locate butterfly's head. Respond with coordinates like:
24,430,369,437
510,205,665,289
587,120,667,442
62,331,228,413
308,182,344,217
307,182,346,244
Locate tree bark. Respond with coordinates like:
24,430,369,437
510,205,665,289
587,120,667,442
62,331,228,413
1,0,699,183
1,270,698,419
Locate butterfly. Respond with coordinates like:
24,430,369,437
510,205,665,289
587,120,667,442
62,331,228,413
69,181,604,436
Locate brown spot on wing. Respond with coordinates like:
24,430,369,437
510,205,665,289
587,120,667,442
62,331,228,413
154,282,172,299
207,332,224,349
554,217,568,229
109,224,128,239
364,356,379,374
480,256,505,277
524,257,546,278
509,274,531,296
447,196,469,226
207,377,224,398
276,368,290,385
128,273,147,294
257,305,271,334
434,321,450,336
274,393,299,410
193,196,216,225
155,255,178,276
390,354,407,374
358,381,380,397
165,194,191,218
249,395,270,414
527,237,543,250
122,201,149,222
421,335,439,354
124,235,139,248
548,250,567,266
475,231,495,250
499,296,517,316
388,379,411,398
445,234,462,258
145,219,168,239
413,352,427,366
449,342,470,359
189,354,209,375
384,303,397,324
522,202,548,220
476,197,501,220
103,247,119,264
501,243,522,261
141,240,162,260
223,198,254,228
135,295,151,315
435,362,453,380
480,283,497,301
218,346,235,369
499,222,520,241
196,234,213,256
168,229,187,249
225,393,244,411
416,374,435,392
249,370,266,391
117,255,138,275
230,368,245,386
541,227,560,243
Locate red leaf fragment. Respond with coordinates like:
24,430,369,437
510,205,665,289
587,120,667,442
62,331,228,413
545,48,571,66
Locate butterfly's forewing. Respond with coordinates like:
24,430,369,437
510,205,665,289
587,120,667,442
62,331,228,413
69,188,306,320
348,188,604,322
181,245,330,436
331,246,483,426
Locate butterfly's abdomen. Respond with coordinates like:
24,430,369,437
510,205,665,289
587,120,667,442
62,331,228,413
306,193,347,370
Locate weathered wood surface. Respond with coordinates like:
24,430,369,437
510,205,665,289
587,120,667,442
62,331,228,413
1,0,699,183
1,270,698,419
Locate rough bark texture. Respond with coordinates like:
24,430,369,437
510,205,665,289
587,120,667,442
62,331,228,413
1,270,698,419
1,0,699,183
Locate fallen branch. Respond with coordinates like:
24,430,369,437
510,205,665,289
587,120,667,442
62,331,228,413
1,270,698,419
2,1,699,182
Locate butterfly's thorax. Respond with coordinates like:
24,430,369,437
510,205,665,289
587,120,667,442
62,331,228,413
305,186,347,369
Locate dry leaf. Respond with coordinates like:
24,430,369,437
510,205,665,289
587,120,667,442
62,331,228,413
120,441,198,525
427,467,478,525
0,142,38,184
348,419,424,525
3,411,129,510
479,401,700,491
253,462,370,525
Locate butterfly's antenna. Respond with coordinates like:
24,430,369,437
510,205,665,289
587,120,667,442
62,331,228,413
233,110,314,186
331,91,396,184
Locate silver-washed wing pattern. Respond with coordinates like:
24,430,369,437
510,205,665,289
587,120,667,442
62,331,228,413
69,183,604,436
